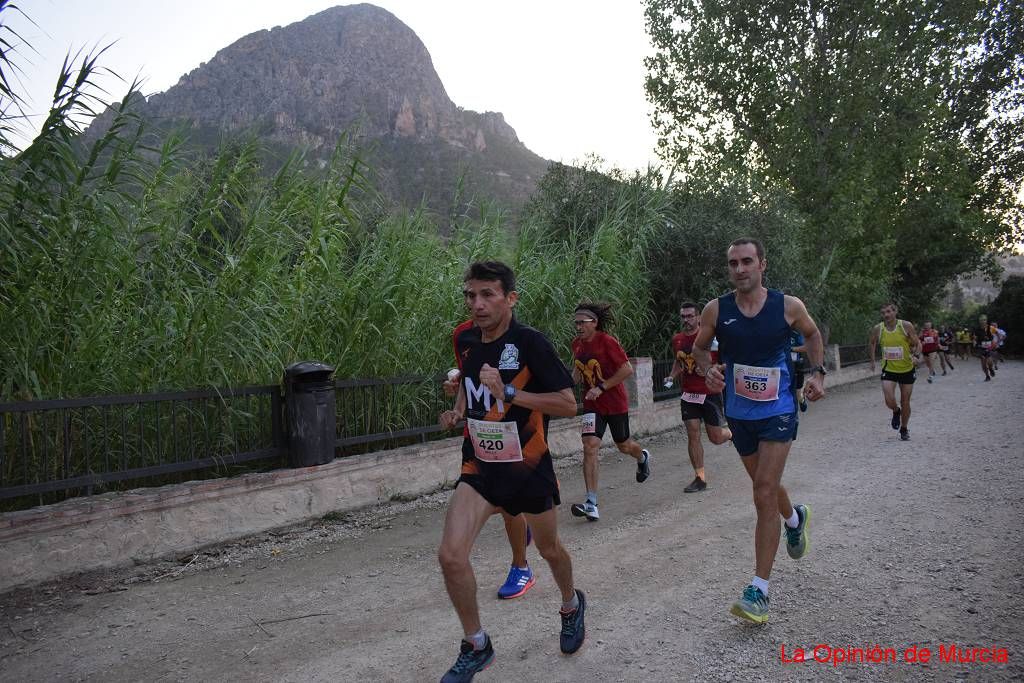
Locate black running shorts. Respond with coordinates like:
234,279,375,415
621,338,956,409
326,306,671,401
457,475,558,516
583,412,631,443
880,369,916,384
679,392,725,426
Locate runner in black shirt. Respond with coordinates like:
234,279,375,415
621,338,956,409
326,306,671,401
437,261,586,682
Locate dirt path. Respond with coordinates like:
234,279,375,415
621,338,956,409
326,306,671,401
2,362,1022,682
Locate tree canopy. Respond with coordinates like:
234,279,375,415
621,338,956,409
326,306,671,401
644,0,1023,320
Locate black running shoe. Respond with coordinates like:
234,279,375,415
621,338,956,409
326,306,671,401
900,428,910,441
636,450,651,483
683,476,707,493
559,590,586,654
441,637,494,683
890,408,901,430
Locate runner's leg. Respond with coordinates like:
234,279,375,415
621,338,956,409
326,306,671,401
522,508,575,602
899,382,913,430
740,441,793,580
582,435,601,496
438,483,498,636
501,511,528,567
684,419,705,480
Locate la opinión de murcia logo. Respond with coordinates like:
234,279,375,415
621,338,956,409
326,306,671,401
780,643,1010,667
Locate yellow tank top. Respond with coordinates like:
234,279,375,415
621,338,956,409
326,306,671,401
878,321,914,373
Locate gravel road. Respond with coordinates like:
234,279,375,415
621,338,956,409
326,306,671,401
1,362,1022,682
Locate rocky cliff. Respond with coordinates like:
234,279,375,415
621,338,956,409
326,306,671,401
113,4,550,214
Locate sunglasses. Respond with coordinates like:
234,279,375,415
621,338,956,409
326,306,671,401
573,319,595,326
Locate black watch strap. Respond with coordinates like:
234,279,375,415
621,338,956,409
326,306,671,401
810,365,827,376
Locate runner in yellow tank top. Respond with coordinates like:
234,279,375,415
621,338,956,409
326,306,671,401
869,303,921,441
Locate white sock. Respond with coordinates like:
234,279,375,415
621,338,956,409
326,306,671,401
586,491,598,505
784,509,799,528
467,629,487,650
751,576,769,595
561,592,580,613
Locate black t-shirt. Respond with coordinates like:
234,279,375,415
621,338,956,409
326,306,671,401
455,318,574,499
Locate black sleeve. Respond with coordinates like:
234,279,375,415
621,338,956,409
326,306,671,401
525,329,575,392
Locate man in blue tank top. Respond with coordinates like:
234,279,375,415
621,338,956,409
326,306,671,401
693,238,827,624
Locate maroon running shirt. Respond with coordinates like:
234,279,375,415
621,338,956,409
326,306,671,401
672,330,720,395
572,331,630,415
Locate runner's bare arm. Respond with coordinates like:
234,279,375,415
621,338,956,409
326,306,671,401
439,384,466,429
903,321,921,356
668,357,681,382
785,296,826,401
693,300,724,392
869,324,879,371
479,364,577,417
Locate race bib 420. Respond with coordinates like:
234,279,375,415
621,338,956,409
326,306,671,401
733,363,781,402
467,418,523,463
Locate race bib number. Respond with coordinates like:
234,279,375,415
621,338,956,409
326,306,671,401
923,335,935,345
581,412,597,435
733,364,780,402
883,346,904,361
681,391,707,405
981,341,992,350
467,418,523,463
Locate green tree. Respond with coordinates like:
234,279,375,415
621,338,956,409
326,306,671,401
644,0,1023,321
986,274,1023,353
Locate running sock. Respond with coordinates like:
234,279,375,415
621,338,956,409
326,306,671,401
751,576,770,595
467,629,488,650
784,509,800,528
561,591,580,613
640,451,649,464
586,491,598,505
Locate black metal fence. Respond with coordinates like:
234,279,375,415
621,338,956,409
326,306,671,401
838,345,870,367
651,358,677,402
0,374,479,510
0,385,284,509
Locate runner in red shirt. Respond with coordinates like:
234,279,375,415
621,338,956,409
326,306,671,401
666,302,732,493
442,319,535,600
569,302,651,522
919,321,942,383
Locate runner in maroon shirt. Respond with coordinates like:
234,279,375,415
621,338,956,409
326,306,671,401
569,302,651,522
666,302,732,493
442,319,535,600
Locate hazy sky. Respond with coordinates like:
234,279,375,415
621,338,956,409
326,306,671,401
6,0,662,171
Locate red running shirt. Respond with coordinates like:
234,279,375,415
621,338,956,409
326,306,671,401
920,328,939,354
572,331,630,415
672,331,720,395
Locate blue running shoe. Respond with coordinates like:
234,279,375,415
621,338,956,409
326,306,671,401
441,636,494,683
497,565,535,599
785,504,810,559
559,589,586,654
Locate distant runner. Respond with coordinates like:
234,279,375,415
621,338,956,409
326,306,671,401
441,319,535,600
938,325,955,372
869,303,921,441
919,321,942,383
438,261,585,682
570,302,651,521
666,302,732,493
695,237,826,624
972,314,998,381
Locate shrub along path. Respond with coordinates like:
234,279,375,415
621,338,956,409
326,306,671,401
1,363,1022,681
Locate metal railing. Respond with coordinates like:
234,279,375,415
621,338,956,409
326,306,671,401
651,358,677,402
838,345,870,367
0,385,284,506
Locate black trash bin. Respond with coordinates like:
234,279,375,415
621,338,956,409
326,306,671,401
283,361,337,467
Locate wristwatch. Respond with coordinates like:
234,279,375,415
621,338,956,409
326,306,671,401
809,365,827,376
503,384,517,404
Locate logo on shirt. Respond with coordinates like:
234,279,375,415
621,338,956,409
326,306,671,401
574,358,606,388
722,319,737,326
498,344,520,370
